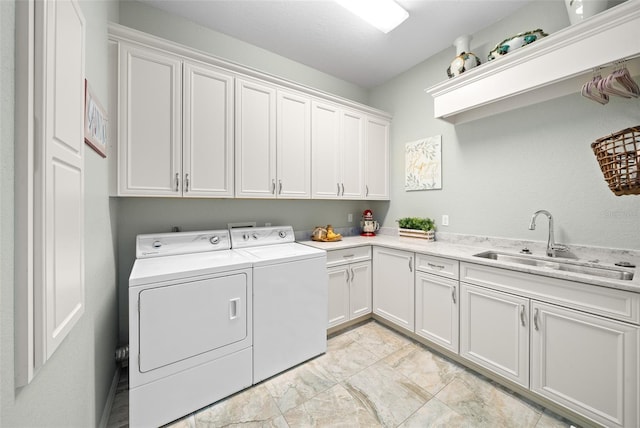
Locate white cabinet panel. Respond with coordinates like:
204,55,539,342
235,79,277,198
372,247,415,332
277,90,311,198
364,116,389,200
350,261,372,318
183,62,234,197
311,100,342,199
119,44,182,196
340,109,365,199
328,266,350,328
460,283,529,387
531,301,639,428
415,272,458,353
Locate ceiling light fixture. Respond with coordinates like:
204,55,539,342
336,0,409,34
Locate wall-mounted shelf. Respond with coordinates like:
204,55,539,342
425,1,640,124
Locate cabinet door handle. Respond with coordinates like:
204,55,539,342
184,173,190,192
366,185,369,197
278,179,283,194
533,308,540,331
408,258,413,272
271,179,276,194
452,286,457,304
350,268,354,282
427,262,445,271
520,304,526,327
336,183,340,196
175,173,180,192
341,183,345,196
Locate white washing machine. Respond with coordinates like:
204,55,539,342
230,226,327,383
128,230,253,428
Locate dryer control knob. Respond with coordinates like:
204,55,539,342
209,236,220,245
243,233,249,241
152,240,162,248
252,232,259,240
278,230,287,238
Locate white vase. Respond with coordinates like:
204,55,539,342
447,35,481,78
564,0,609,25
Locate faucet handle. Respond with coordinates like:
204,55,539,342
550,243,569,252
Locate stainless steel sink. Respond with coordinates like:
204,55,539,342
473,251,635,281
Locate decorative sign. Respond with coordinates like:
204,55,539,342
84,79,108,157
405,135,442,191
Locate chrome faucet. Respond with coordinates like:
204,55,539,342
528,210,569,257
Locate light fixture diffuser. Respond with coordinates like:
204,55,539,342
336,0,409,34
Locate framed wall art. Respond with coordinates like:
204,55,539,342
84,79,108,157
405,135,442,191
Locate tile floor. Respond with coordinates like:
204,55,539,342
108,321,580,428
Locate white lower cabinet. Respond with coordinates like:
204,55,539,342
326,247,371,329
460,283,530,387
372,247,415,332
415,272,459,353
530,301,639,428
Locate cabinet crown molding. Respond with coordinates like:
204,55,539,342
425,1,640,124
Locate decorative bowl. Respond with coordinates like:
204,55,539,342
488,29,548,61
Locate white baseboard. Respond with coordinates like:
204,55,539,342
99,366,121,428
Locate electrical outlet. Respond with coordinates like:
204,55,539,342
348,213,353,222
442,215,449,226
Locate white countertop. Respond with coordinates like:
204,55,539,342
300,235,640,294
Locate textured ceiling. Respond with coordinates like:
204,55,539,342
139,0,534,88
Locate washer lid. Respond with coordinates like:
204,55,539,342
236,242,326,266
129,250,251,287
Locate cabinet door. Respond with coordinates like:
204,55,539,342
340,109,364,199
235,78,276,198
182,62,234,197
327,266,350,328
364,116,389,200
277,90,311,198
311,100,342,199
460,283,529,387
349,261,372,319
119,43,182,196
415,272,459,353
531,301,639,428
372,247,415,332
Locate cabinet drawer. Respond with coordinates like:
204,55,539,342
416,254,459,279
326,246,371,267
461,262,640,324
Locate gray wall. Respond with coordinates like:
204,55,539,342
369,0,640,250
118,0,369,104
1,1,120,426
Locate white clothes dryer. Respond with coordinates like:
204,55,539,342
128,230,252,428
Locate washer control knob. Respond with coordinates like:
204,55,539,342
152,240,162,248
243,233,249,241
252,232,259,240
278,230,287,239
209,235,220,245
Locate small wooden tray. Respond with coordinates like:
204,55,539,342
311,236,342,242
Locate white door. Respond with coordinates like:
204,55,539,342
311,100,342,199
183,62,234,197
531,301,639,428
235,78,276,198
349,261,372,319
119,43,182,196
328,266,350,328
277,90,311,198
460,283,529,387
37,0,86,360
415,272,459,353
138,273,248,373
372,247,415,332
365,116,390,200
340,109,364,198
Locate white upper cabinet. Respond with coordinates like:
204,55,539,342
235,78,277,198
426,1,640,124
183,61,234,197
311,101,367,199
118,44,235,197
119,44,182,196
276,89,311,198
364,116,390,200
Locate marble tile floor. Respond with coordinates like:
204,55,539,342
107,321,580,428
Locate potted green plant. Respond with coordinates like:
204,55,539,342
396,217,436,241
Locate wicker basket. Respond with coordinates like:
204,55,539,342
591,126,640,196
